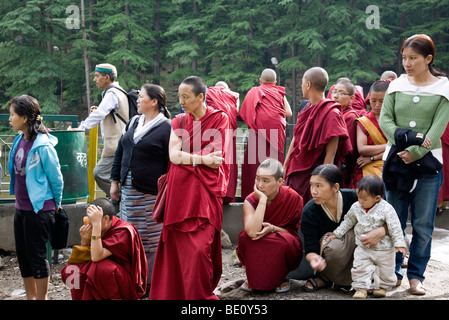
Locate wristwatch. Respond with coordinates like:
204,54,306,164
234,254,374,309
370,156,374,161
91,235,101,240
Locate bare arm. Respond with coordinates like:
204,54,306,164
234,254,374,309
243,184,288,240
323,136,339,164
284,96,292,118
86,205,112,262
356,125,386,157
283,136,295,178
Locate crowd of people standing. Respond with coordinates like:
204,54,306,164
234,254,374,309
7,33,449,300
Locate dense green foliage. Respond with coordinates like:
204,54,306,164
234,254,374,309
0,0,448,116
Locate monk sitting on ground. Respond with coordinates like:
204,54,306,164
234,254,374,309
61,198,148,300
237,158,303,293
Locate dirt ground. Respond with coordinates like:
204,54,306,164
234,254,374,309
1,247,448,301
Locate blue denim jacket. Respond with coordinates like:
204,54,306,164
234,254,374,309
9,132,64,213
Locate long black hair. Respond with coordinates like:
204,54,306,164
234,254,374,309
9,95,48,140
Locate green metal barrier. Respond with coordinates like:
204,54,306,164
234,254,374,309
51,130,89,204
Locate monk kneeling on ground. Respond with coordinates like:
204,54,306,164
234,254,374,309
61,198,148,300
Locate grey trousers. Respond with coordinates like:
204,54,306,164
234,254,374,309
93,156,114,197
351,246,396,291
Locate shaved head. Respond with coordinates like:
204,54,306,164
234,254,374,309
303,67,329,92
260,68,277,84
380,70,397,80
215,81,229,89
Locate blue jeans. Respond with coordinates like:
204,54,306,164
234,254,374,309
385,171,443,282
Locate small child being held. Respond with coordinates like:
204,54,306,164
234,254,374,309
326,175,407,299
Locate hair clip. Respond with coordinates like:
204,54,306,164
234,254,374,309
36,115,43,121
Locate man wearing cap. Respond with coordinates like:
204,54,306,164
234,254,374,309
77,63,129,198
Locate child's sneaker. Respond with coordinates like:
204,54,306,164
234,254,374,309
373,288,387,298
352,289,367,299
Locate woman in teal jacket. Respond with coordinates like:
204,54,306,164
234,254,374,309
8,95,63,300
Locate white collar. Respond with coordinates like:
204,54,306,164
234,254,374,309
388,74,449,100
133,113,165,143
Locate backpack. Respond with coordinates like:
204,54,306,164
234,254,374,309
104,85,139,124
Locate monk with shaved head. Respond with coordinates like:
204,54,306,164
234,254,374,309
239,68,293,199
284,67,352,203
260,68,277,84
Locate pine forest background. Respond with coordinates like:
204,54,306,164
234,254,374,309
0,0,448,123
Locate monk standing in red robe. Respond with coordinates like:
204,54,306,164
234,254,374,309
352,80,390,187
331,79,362,188
237,158,303,293
150,76,230,300
284,67,351,204
206,81,240,203
327,77,367,114
437,124,449,212
61,198,148,300
239,69,292,200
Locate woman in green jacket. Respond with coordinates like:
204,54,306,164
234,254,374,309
379,34,449,295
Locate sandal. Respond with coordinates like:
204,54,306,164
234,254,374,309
275,279,291,293
372,288,387,298
240,280,253,292
352,289,367,299
303,276,332,292
437,206,444,215
409,279,426,295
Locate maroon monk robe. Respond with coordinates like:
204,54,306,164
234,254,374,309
342,106,362,188
206,86,240,203
239,83,286,199
285,99,351,203
61,216,148,300
438,124,449,203
351,85,367,114
150,107,230,300
236,186,303,291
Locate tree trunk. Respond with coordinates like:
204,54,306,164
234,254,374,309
291,37,296,123
153,0,161,84
192,1,199,71
81,0,92,110
124,3,130,68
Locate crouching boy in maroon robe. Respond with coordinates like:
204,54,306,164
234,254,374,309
61,198,148,300
237,158,303,293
